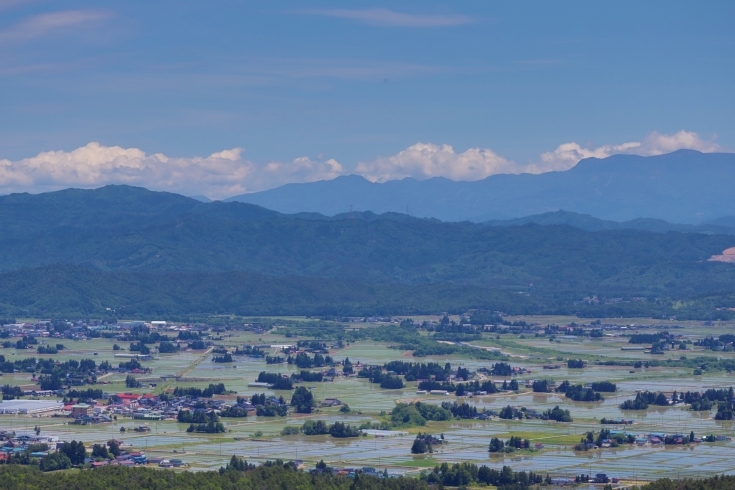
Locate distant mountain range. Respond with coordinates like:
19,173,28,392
483,210,735,236
226,150,735,224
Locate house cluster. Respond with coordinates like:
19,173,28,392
584,430,730,449
108,391,301,421
574,474,618,484
119,392,228,421
477,366,530,376
0,431,59,461
57,391,236,424
1,319,209,343
309,464,392,479
90,447,149,468
322,317,391,324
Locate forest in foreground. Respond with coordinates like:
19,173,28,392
0,462,732,490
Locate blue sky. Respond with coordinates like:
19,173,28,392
0,1,733,198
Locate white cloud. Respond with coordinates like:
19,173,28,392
355,142,516,182
0,9,111,42
0,143,343,199
0,131,726,198
299,8,473,27
356,131,726,181
538,130,722,172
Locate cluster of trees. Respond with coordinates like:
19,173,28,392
121,326,172,344
682,388,733,409
423,462,546,488
212,353,233,363
172,383,229,398
644,474,735,490
695,335,735,351
411,433,441,454
296,340,329,352
498,405,524,420
291,370,323,383
2,385,24,400
715,400,734,420
575,429,635,450
244,393,288,417
36,344,65,354
177,331,203,341
235,345,264,357
289,352,333,368
7,336,38,350
628,332,670,344
91,440,121,460
247,393,288,416
0,461,428,489
257,372,293,390
541,406,572,422
416,378,501,395
129,342,150,355
390,402,453,428
177,411,225,433
357,367,405,389
256,404,288,417
458,379,499,395
489,362,513,376
532,380,552,393
556,381,603,402
383,361,451,381
488,436,530,453
290,387,315,413
118,358,145,371
219,405,249,418
301,420,361,438
57,440,87,465
500,379,519,391
441,401,479,419
342,357,353,374
0,357,100,389
177,410,212,424
38,452,72,472
66,388,104,402
567,359,585,368
591,381,617,392
158,341,180,353
620,391,668,410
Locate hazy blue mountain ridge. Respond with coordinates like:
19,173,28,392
483,210,735,235
226,150,735,224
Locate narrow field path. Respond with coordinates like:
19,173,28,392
174,347,213,378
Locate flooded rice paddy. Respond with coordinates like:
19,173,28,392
3,317,735,480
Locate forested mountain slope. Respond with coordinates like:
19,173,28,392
2,185,735,317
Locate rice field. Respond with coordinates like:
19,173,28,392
2,316,735,480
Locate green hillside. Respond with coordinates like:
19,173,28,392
1,186,735,318
0,265,531,317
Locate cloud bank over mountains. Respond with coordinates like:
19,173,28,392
0,131,724,199
538,131,722,173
